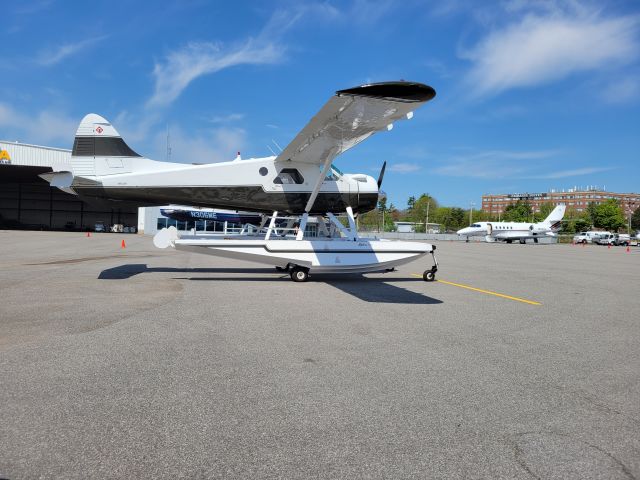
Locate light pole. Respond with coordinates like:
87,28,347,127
469,202,475,225
425,200,430,233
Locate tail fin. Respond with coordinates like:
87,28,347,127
71,113,140,177
543,204,566,231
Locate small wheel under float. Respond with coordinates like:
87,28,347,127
290,266,310,282
423,268,436,282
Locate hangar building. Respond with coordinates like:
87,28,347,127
0,141,137,231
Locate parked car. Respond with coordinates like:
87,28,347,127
94,221,106,232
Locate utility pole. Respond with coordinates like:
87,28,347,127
425,200,430,233
470,202,475,224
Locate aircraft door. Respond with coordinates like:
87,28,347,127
487,223,493,234
349,179,360,209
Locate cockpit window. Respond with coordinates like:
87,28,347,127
323,163,343,181
471,223,481,227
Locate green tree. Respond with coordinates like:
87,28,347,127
592,199,626,232
631,206,640,231
586,202,598,226
467,209,492,224
573,216,591,233
502,200,533,222
407,194,438,232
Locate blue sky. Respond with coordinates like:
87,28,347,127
1,0,639,208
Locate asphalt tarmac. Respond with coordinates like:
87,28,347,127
1,231,638,479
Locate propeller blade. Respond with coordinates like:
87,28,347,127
377,161,387,189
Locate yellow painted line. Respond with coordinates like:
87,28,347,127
411,274,541,306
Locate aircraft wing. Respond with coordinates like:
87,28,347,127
275,81,435,166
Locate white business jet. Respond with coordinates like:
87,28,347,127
457,205,566,243
41,81,441,282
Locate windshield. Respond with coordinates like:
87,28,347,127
324,163,343,181
471,223,481,227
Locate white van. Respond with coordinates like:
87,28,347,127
573,231,605,244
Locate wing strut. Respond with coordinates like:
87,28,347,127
296,154,335,240
303,155,334,214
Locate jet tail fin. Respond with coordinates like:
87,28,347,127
70,114,141,177
542,204,566,231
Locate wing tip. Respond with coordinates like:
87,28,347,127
337,81,436,103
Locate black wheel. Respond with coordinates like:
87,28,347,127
423,270,436,282
290,266,309,282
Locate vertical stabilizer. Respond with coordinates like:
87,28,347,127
71,113,140,177
543,205,566,231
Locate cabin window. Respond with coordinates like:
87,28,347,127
259,167,268,176
274,168,304,185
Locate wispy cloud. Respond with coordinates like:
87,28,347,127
203,113,245,124
150,126,247,164
435,149,561,178
36,35,108,66
147,40,284,108
389,162,421,173
0,103,77,146
147,4,339,109
434,148,617,181
461,8,640,97
14,0,54,15
526,167,615,179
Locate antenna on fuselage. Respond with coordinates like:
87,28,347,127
166,124,172,161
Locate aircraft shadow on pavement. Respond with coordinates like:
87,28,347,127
98,264,271,279
98,264,442,304
321,275,443,304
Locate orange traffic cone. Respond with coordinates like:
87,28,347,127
86,231,91,237
608,244,611,249
121,239,126,249
626,246,630,253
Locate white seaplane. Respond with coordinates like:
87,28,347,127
42,81,439,282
